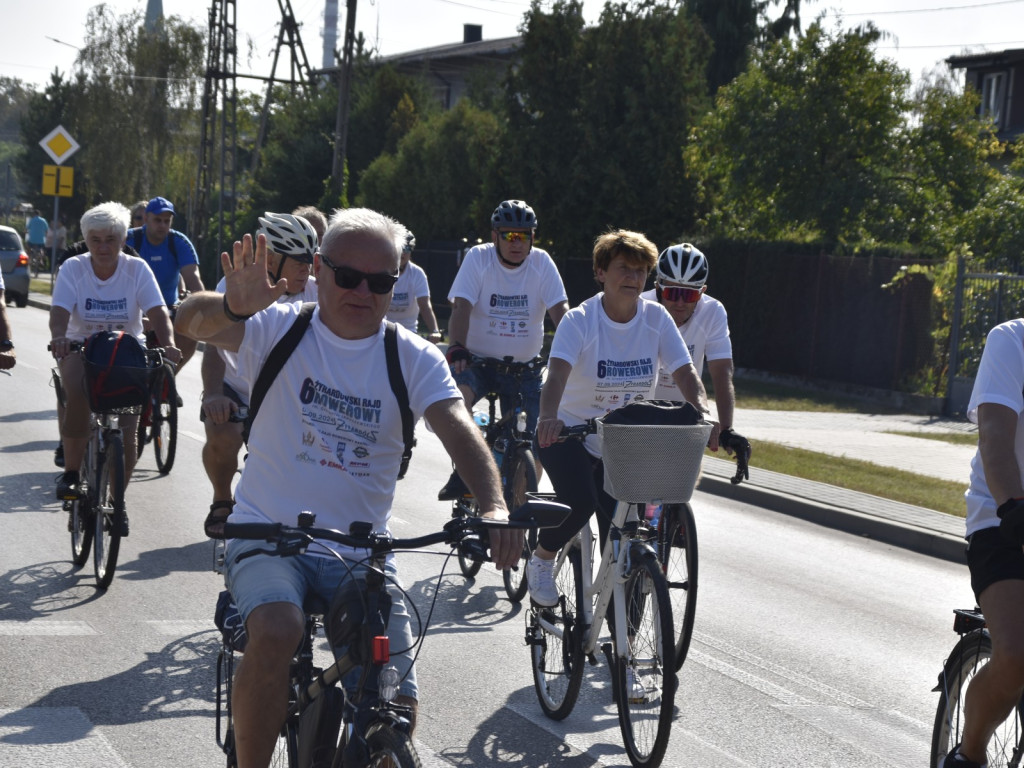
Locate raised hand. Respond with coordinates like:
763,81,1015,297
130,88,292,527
221,233,288,318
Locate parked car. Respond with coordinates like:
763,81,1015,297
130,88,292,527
0,225,30,307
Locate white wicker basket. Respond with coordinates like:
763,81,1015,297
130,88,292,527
597,421,713,503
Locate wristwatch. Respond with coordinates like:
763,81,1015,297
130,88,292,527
0,340,13,351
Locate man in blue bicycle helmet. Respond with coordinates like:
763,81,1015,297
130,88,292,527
439,199,570,499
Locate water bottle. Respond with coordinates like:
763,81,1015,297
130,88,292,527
473,412,488,429
645,504,661,527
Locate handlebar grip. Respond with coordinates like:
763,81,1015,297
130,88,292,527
222,521,284,540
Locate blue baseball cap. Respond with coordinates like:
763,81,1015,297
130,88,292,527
146,196,175,215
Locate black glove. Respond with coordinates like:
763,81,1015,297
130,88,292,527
720,428,751,483
446,342,471,365
997,497,1024,546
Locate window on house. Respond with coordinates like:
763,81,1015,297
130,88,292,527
981,72,1007,128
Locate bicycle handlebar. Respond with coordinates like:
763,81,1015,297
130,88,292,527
474,355,546,375
223,498,571,561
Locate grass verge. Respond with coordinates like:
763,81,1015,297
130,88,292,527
721,440,966,517
30,277,52,295
884,430,978,447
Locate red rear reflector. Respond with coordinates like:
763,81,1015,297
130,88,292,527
372,636,390,664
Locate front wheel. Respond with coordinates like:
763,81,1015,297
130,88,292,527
70,451,93,566
529,542,586,720
454,499,484,578
362,723,423,768
93,431,125,590
656,503,698,670
613,548,677,768
152,366,178,474
930,629,1024,767
502,447,538,602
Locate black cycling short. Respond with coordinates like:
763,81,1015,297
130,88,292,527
967,526,1024,601
199,382,246,423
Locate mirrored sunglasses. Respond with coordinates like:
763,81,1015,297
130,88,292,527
320,253,398,294
661,285,703,303
498,230,532,243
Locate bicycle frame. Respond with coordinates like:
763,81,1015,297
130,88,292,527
537,500,652,661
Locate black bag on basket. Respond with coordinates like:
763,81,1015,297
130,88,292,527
214,589,248,652
82,330,151,412
600,399,702,427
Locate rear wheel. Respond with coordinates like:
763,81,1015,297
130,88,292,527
613,548,677,768
656,503,698,670
930,629,1024,767
69,452,93,566
529,542,586,720
267,717,299,768
363,723,422,768
152,366,178,474
502,447,538,602
93,431,125,589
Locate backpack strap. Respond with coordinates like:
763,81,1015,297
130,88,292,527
384,321,415,480
242,302,315,444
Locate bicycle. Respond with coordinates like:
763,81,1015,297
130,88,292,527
136,359,178,474
525,415,710,767
449,355,543,602
215,499,569,768
27,242,47,277
930,607,1024,767
50,337,164,589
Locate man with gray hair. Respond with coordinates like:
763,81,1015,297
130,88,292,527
175,207,521,768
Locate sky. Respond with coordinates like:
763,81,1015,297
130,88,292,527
4,0,1024,93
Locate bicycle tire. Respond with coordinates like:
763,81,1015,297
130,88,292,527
268,717,299,768
153,367,178,474
93,431,125,589
70,451,93,566
930,628,1024,768
529,541,586,720
656,503,698,671
360,723,422,768
613,546,677,768
502,447,539,602
136,408,148,460
456,500,484,578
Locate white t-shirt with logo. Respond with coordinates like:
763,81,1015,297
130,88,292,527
229,302,459,556
640,289,732,400
550,294,692,458
965,318,1024,536
215,276,318,398
448,243,567,361
386,262,431,332
53,253,164,343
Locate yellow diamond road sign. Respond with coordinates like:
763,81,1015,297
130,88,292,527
39,125,80,165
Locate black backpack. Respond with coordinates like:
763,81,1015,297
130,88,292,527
243,303,416,480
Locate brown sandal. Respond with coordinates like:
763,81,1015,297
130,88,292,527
204,500,234,540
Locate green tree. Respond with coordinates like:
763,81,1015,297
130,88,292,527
505,0,711,258
357,100,502,242
686,21,910,247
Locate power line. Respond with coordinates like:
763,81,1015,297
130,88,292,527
832,0,1024,17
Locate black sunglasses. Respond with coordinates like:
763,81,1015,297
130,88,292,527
320,252,398,295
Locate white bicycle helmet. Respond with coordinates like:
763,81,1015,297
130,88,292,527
491,200,538,230
257,212,318,264
657,243,708,286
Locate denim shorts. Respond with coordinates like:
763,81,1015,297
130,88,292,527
967,526,1024,602
225,538,418,700
453,361,542,434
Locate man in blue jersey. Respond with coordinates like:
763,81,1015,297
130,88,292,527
131,196,205,369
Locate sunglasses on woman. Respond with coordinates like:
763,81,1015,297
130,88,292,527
660,285,703,303
320,253,399,294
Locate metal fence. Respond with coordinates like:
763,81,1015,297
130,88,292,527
947,254,1024,414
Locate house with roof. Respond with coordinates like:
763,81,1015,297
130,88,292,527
947,48,1024,139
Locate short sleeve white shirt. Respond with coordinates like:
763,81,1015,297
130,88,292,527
641,289,732,400
53,253,164,343
448,243,567,361
228,303,460,557
214,276,318,398
965,318,1024,536
550,294,692,457
386,262,431,332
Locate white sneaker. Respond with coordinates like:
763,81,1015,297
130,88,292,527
625,666,648,704
526,554,558,607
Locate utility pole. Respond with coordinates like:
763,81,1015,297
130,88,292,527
331,0,357,196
